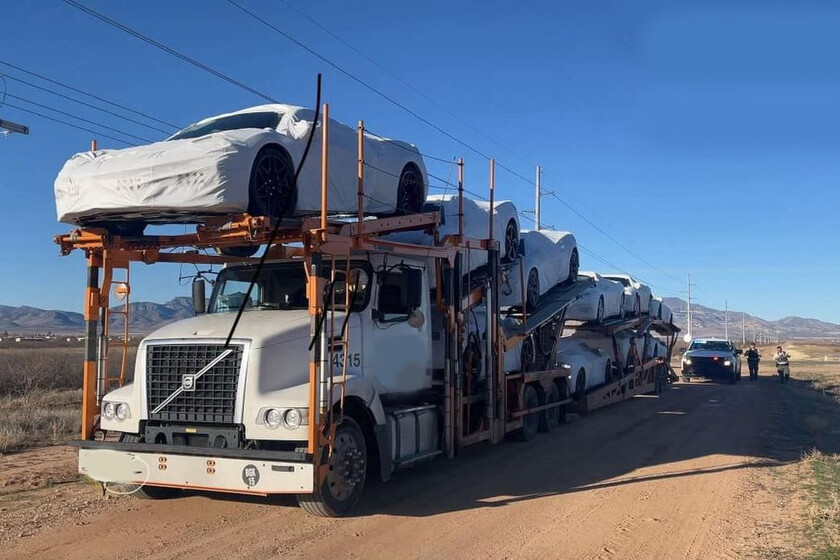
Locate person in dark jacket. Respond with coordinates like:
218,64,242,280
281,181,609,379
745,342,761,381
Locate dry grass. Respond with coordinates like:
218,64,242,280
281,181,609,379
0,390,81,454
802,450,840,559
0,346,136,397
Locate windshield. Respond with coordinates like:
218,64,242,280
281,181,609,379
689,340,732,352
169,111,282,141
208,262,370,314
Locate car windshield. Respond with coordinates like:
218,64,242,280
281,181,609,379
169,111,282,141
689,340,731,352
208,262,370,314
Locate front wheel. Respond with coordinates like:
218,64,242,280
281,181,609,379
526,268,540,310
503,219,519,262
595,296,605,323
395,162,424,214
297,417,367,517
248,146,297,219
566,248,580,285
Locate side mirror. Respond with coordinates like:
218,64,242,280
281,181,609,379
736,349,743,355
192,278,206,315
679,347,686,353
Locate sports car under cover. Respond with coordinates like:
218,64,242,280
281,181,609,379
54,104,427,231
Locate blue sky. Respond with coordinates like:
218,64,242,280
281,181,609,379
0,1,838,322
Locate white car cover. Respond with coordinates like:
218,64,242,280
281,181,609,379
502,230,577,307
565,271,625,322
55,104,427,225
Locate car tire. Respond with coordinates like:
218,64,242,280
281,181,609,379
502,219,519,262
297,417,367,517
217,245,260,258
566,248,580,285
595,296,605,323
619,294,626,318
521,334,537,372
248,145,297,219
395,162,424,215
511,384,540,442
538,382,560,433
526,268,540,310
98,221,147,237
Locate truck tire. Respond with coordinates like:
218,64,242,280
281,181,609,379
114,434,181,500
297,417,367,517
538,382,560,432
512,384,540,442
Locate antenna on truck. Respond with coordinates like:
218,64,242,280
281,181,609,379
223,73,323,348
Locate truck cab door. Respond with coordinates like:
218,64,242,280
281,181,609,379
368,266,432,395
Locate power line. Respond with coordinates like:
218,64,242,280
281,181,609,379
4,74,171,135
3,102,135,146
0,59,179,129
277,0,533,168
66,0,684,294
5,93,153,143
61,0,279,103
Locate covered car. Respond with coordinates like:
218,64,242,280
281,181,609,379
554,336,614,399
54,104,427,233
565,271,625,323
389,194,520,268
603,274,653,315
504,230,579,309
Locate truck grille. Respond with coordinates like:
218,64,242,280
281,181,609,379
146,344,244,424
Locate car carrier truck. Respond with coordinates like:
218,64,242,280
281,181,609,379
57,108,678,517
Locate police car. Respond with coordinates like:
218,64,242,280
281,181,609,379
680,338,743,384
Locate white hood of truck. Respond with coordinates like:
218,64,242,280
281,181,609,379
144,309,313,349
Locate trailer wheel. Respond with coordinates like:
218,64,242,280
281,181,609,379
297,417,367,517
538,382,560,432
512,384,540,442
113,434,181,499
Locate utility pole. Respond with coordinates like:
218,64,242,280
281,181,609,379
742,312,746,345
724,300,729,340
535,165,542,230
686,273,694,340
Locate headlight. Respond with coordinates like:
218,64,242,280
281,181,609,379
265,408,282,428
284,408,302,429
116,403,129,421
724,360,732,366
682,358,692,365
103,401,116,420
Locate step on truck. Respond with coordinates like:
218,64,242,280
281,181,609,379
59,107,600,516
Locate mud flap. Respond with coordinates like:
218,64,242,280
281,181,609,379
374,423,392,482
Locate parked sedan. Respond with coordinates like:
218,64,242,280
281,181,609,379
505,230,579,309
565,271,625,323
554,337,614,400
603,274,653,315
55,104,427,234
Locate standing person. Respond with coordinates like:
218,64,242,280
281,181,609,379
745,342,761,381
774,346,791,384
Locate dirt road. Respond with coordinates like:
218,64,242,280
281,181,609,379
3,371,839,560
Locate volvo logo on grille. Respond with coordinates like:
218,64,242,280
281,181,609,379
182,374,196,391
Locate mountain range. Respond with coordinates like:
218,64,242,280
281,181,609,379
2,296,840,340
662,298,840,340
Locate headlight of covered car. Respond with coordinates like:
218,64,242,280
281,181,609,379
683,358,692,365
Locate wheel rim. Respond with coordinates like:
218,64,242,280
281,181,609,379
397,164,423,213
576,370,586,398
504,220,518,262
325,424,366,502
527,269,539,308
254,151,294,217
569,249,579,280
521,336,536,371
